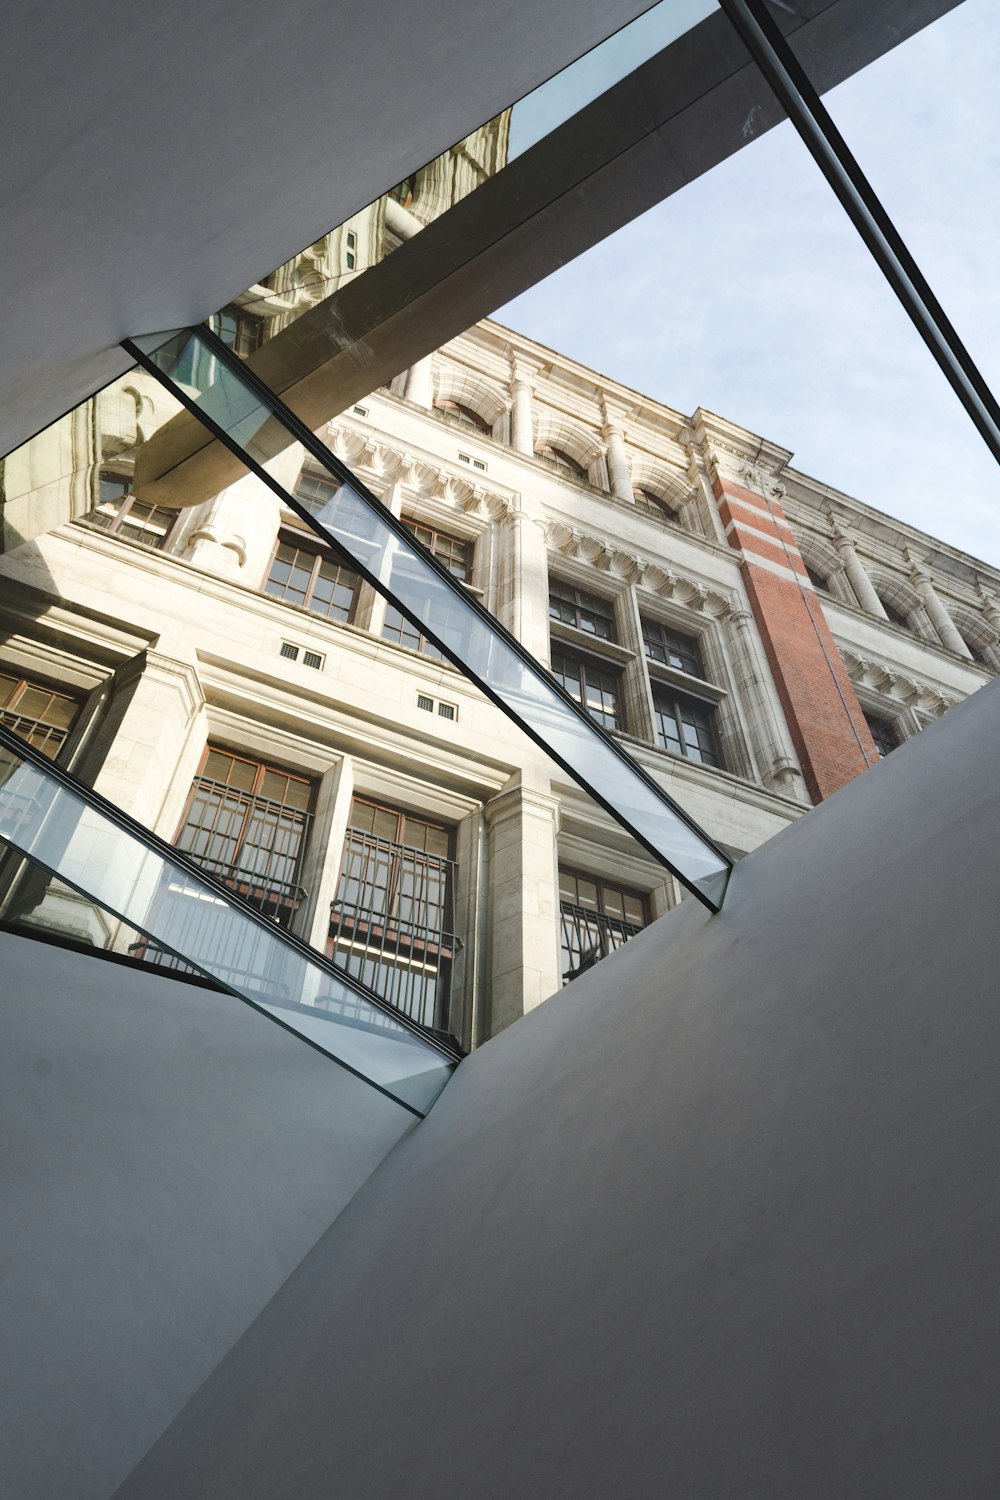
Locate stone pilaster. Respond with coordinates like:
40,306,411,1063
724,603,805,799
404,356,435,408
509,362,537,456
496,495,551,663
483,774,561,1035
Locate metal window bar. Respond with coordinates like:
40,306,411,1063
123,326,732,912
716,0,1000,472
0,719,459,1116
175,775,312,923
330,828,457,1031
560,900,644,985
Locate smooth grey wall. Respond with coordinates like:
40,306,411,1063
0,937,416,1500
116,675,1000,1499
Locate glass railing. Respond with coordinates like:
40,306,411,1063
125,325,732,910
0,723,457,1115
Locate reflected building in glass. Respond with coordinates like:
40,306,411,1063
1,315,996,1046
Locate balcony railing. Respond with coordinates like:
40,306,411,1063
329,829,457,1031
560,901,644,985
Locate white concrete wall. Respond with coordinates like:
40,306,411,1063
115,675,1000,1499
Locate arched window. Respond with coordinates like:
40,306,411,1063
535,442,588,481
805,564,829,592
632,486,678,523
880,595,912,630
433,398,491,434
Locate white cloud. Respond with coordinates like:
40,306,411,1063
496,0,1000,566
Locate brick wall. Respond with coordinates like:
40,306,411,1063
715,474,877,802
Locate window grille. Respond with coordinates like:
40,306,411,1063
551,647,623,732
0,673,79,759
535,443,588,480
303,650,324,670
864,711,900,758
652,686,722,767
434,398,491,434
280,642,299,661
559,869,646,984
329,798,457,1030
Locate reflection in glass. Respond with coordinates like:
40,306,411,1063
211,1,716,346
0,727,455,1114
134,328,732,909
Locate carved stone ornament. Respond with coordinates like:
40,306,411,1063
840,647,958,716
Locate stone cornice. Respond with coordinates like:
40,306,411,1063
838,645,963,716
545,519,736,617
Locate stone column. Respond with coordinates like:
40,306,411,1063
404,356,435,408
908,556,972,658
833,525,887,618
495,495,551,663
725,603,807,798
483,774,561,1034
509,365,536,455
602,424,633,502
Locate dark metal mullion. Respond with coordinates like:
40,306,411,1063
717,0,1000,469
123,330,731,911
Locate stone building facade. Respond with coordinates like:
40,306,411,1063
1,317,996,1047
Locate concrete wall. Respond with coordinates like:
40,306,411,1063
116,674,1000,1498
0,934,417,1500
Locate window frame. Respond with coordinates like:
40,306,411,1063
381,517,475,658
550,644,625,733
264,526,362,623
650,682,723,768
0,671,80,760
549,579,617,642
209,304,264,359
86,473,178,550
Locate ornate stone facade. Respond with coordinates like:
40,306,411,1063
0,318,995,1044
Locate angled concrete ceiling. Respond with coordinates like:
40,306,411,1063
0,0,652,459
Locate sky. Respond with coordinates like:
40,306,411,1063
496,0,1000,567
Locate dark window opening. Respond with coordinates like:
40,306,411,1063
559,868,646,984
535,443,588,480
329,796,457,1030
805,564,829,592
551,647,623,732
641,619,704,677
652,687,722,767
865,712,901,759
549,580,616,641
880,595,912,630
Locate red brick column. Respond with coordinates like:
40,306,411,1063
714,473,877,803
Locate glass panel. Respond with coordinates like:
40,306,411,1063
137,328,731,909
211,0,717,355
0,729,454,1114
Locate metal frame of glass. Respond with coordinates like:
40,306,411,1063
718,0,1000,470
123,325,733,911
0,719,458,1115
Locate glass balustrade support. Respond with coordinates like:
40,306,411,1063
123,326,732,912
0,722,457,1116
716,0,1000,472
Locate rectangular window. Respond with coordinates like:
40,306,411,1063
551,647,623,732
209,305,264,358
382,519,473,659
559,868,646,984
173,746,314,925
548,580,616,641
280,642,299,661
642,619,704,677
865,711,900,758
0,672,78,759
652,687,722,767
302,650,324,670
265,530,360,622
329,797,457,1030
85,473,176,550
